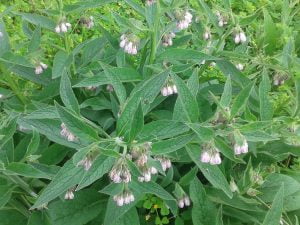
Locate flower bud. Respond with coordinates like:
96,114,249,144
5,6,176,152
200,151,211,163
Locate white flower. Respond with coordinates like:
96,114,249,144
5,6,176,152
177,195,191,208
200,151,211,163
234,34,241,44
146,0,155,6
176,11,193,30
60,123,77,142
119,39,126,48
162,32,176,47
239,32,247,43
64,190,74,200
109,159,131,183
156,156,172,171
113,191,134,207
236,63,244,71
161,87,168,96
183,196,190,206
40,62,48,69
150,167,158,174
55,25,61,33
60,23,68,32
77,157,93,171
178,199,185,208
119,34,139,55
35,65,43,75
210,152,222,165
203,31,211,40
234,136,248,155
0,94,3,99
230,180,239,192
172,85,178,94
161,84,177,97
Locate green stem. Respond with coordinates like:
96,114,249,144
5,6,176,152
149,1,160,64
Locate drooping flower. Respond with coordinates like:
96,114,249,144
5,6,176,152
119,33,139,55
64,189,75,200
234,30,247,44
177,195,191,208
80,16,94,29
233,133,249,155
161,84,177,97
203,29,211,40
162,32,176,47
60,123,77,142
113,190,135,206
236,63,244,71
109,158,132,183
176,10,193,30
55,21,72,33
77,156,93,171
200,143,222,165
145,0,156,6
216,11,228,27
35,62,47,75
155,156,172,171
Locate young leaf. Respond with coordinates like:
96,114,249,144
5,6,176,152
60,73,80,114
220,76,232,108
52,51,72,79
28,26,41,53
0,19,11,56
259,73,273,120
186,144,233,198
25,129,40,158
172,74,199,122
262,185,284,225
231,82,254,118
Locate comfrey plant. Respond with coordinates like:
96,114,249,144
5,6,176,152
0,0,300,225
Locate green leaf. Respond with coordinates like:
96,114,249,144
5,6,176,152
187,69,200,97
48,189,105,225
262,185,284,225
220,76,232,108
214,137,244,163
28,26,41,53
259,73,273,120
231,82,254,118
76,156,115,190
60,73,80,114
295,78,300,116
0,210,27,225
216,61,249,87
0,185,15,208
112,208,140,225
4,162,52,179
188,123,214,142
186,144,233,198
52,51,72,79
0,19,11,56
74,67,142,87
190,177,218,225
158,49,217,61
137,120,189,141
27,211,51,225
25,129,40,158
152,133,195,154
172,74,199,122
100,62,127,105
55,103,99,143
31,160,85,209
263,9,279,55
19,13,56,30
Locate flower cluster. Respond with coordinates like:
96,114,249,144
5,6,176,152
236,63,244,71
60,123,76,142
177,195,191,208
155,156,172,171
162,32,176,47
109,158,131,183
35,62,47,75
77,156,93,171
273,73,288,86
216,11,228,27
161,83,177,97
64,189,75,200
176,10,193,30
55,21,71,33
119,34,139,55
234,138,248,155
145,0,155,6
80,16,94,29
233,30,247,44
113,190,135,206
200,143,222,165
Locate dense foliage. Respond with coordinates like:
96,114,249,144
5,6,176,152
0,0,300,224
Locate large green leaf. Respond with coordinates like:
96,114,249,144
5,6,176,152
52,51,72,79
263,9,279,55
259,73,273,120
158,49,217,61
231,82,254,118
48,189,105,225
31,160,85,209
190,177,218,225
